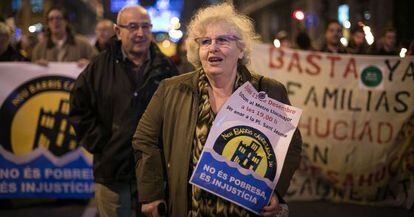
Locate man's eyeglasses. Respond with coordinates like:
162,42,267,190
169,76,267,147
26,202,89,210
195,35,240,48
117,23,153,32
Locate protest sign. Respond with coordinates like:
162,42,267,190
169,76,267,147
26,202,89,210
190,82,302,214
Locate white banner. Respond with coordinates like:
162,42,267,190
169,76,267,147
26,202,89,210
250,44,414,208
190,82,302,214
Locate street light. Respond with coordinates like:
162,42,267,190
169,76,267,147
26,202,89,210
292,10,305,21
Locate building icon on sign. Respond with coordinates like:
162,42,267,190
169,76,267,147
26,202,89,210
33,99,77,156
231,140,263,170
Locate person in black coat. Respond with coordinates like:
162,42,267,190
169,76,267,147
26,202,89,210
69,5,178,217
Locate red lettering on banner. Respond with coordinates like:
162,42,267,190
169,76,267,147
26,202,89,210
268,48,363,80
294,148,414,191
378,122,393,144
327,55,341,78
358,173,373,186
314,118,330,138
359,121,373,142
309,165,323,176
288,52,303,73
351,120,357,140
269,47,284,69
327,170,339,184
344,58,358,79
305,53,322,75
294,149,414,194
333,121,348,140
343,173,354,186
299,116,395,143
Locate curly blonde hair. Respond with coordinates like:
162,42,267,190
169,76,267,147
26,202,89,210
186,3,260,68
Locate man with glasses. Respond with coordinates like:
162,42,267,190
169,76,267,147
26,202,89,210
69,5,178,217
32,6,97,67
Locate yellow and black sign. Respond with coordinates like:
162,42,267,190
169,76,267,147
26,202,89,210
0,76,78,157
213,125,277,181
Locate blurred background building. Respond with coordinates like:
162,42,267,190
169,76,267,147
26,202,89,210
233,0,414,50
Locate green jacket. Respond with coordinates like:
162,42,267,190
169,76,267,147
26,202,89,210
133,67,302,216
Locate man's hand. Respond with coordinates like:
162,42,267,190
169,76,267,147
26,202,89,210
141,200,165,217
262,194,280,217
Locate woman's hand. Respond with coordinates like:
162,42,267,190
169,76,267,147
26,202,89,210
262,194,279,217
141,199,165,217
35,59,49,66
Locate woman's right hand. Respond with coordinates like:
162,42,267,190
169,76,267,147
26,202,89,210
141,200,166,217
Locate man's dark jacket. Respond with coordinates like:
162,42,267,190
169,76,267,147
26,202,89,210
69,38,178,183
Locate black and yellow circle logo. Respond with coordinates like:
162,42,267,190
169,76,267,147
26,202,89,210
0,76,79,157
213,125,276,181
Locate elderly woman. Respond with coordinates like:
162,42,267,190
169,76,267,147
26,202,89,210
133,3,302,217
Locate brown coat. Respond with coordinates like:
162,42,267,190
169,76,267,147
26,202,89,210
133,67,302,216
32,35,97,62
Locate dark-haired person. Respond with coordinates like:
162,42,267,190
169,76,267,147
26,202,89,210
347,27,369,54
372,27,398,55
295,31,314,51
319,20,347,53
32,6,97,67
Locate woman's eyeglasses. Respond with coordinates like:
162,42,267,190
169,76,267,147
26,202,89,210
195,35,240,48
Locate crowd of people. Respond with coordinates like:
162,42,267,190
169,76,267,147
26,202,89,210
1,7,413,66
0,3,412,217
276,19,413,56
0,7,116,64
